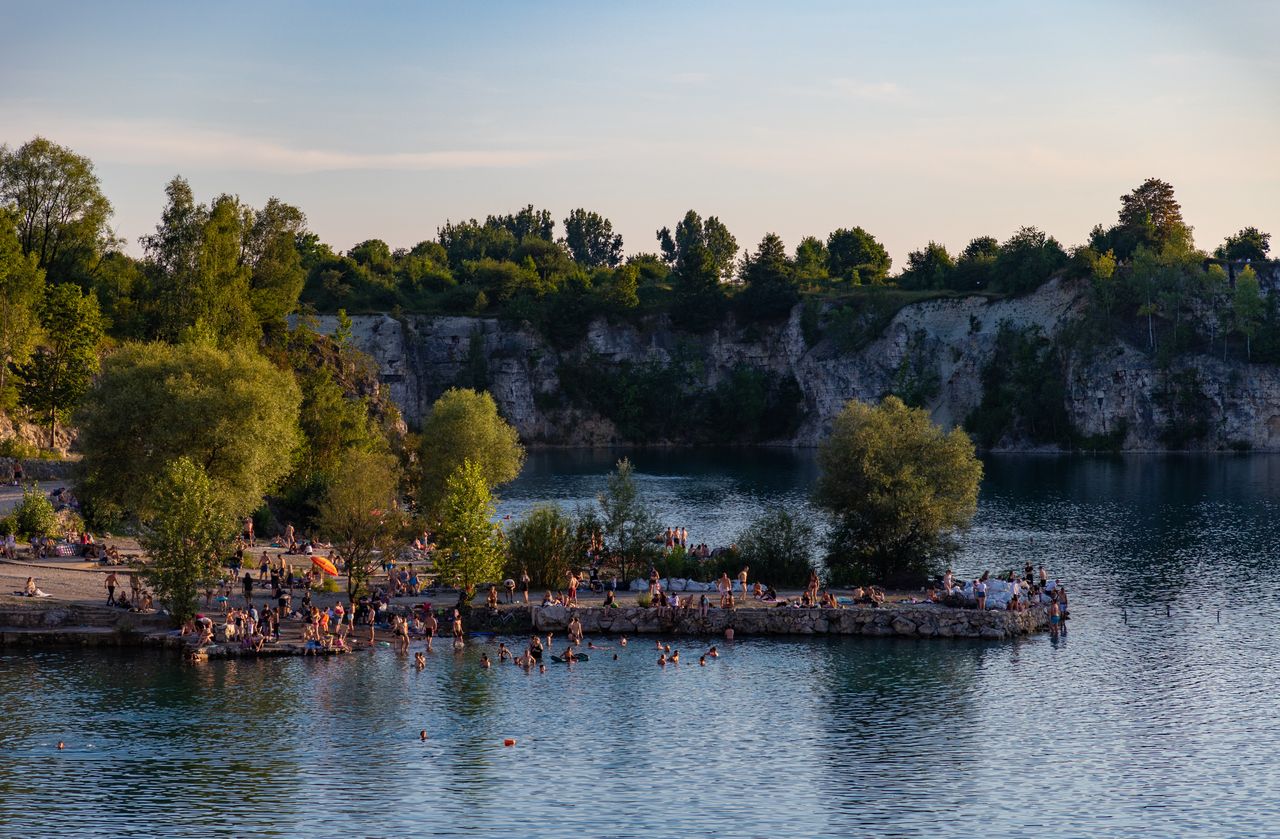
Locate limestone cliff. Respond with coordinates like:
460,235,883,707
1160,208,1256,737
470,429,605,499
318,275,1280,451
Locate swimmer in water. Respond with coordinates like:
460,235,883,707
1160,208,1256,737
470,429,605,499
658,654,667,666
620,636,627,647
57,741,65,750
613,653,618,660
708,646,719,658
699,655,706,666
420,730,428,741
481,653,491,669
415,652,425,669
539,664,546,674
671,650,679,663
655,639,663,650
498,642,511,661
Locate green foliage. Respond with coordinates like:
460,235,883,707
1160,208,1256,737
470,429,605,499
13,483,57,538
316,449,404,602
505,504,580,588
1232,267,1265,360
888,329,941,408
139,457,235,624
0,208,45,407
562,209,623,268
434,459,506,597
897,241,955,290
826,227,891,284
736,232,799,319
15,282,104,447
1215,227,1271,262
76,341,302,523
418,388,525,520
657,210,737,329
733,509,816,588
1155,369,1211,449
816,396,982,587
598,458,660,582
991,226,1068,294
965,324,1073,448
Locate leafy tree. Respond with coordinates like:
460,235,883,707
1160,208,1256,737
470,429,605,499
0,209,45,404
418,388,525,519
1118,177,1188,251
733,509,815,587
563,209,624,268
0,137,114,277
1233,267,1265,361
1215,227,1271,262
13,484,57,538
657,210,737,327
488,205,555,243
437,219,517,267
139,457,236,624
15,283,104,448
826,227,891,284
737,232,798,318
597,457,659,582
793,236,830,287
76,341,302,522
949,235,1000,291
601,264,640,310
505,503,579,588
816,396,982,586
434,459,506,599
316,449,405,603
244,198,307,331
991,226,1067,294
898,241,955,290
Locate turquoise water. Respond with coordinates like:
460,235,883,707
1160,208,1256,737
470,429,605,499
3,453,1280,837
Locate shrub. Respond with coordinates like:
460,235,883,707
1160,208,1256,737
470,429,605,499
506,504,579,588
733,509,817,588
14,484,57,538
635,591,653,608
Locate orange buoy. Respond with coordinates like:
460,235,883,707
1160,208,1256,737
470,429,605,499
503,738,516,747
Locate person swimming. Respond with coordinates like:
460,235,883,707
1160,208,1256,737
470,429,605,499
481,653,491,669
420,730,428,741
414,652,426,669
658,654,667,666
708,646,719,658
670,650,679,663
699,655,706,666
619,636,628,647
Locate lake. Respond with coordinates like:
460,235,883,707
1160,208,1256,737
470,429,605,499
2,452,1279,837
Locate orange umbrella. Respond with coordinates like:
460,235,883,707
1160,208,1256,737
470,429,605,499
312,555,339,576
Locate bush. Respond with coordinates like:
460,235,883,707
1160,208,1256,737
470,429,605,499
14,484,57,538
733,509,816,588
635,591,653,608
505,504,579,588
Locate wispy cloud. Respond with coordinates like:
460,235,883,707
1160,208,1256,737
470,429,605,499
827,78,906,102
1,111,566,172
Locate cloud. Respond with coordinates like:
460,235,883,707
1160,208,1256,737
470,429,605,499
828,78,906,102
0,110,566,173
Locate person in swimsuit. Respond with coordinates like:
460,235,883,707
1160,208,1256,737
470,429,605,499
451,608,463,641
528,635,543,663
520,569,530,604
423,610,437,651
1049,599,1061,637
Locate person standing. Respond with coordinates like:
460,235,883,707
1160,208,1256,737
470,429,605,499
520,568,530,604
244,516,255,547
104,571,118,606
737,566,749,599
242,571,254,605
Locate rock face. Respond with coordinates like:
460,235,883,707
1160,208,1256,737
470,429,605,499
321,274,1280,450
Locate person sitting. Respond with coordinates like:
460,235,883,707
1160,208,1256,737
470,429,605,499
763,585,777,602
603,589,617,608
752,581,764,599
24,576,37,597
541,591,553,607
486,585,499,610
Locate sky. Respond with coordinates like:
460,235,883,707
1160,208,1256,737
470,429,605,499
1,0,1277,266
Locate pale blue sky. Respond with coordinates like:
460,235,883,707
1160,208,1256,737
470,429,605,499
2,0,1276,265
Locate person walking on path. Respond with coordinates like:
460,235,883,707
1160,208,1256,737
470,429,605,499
104,571,118,606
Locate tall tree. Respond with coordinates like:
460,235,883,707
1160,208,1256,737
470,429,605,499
434,459,506,600
826,227,891,283
597,457,659,583
316,449,405,604
562,209,624,268
140,457,236,625
1118,178,1189,251
244,198,308,331
418,388,525,520
487,205,555,242
0,137,114,277
898,241,955,290
1233,267,1265,361
1215,227,1271,262
657,210,737,327
793,236,830,286
738,232,798,318
991,226,1068,294
75,341,301,522
15,283,103,448
0,209,45,403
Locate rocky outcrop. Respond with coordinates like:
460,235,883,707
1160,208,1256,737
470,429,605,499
530,603,1047,640
321,273,1280,451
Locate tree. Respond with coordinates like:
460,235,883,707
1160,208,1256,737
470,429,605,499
316,450,405,603
597,457,659,582
563,209,624,268
437,218,517,267
140,457,235,624
657,210,737,328
991,226,1068,294
950,236,1000,291
898,241,955,290
418,388,525,519
0,209,45,404
244,197,308,331
737,232,798,319
1118,177,1188,250
488,205,555,243
434,459,506,599
505,504,579,588
1215,227,1271,262
793,236,830,287
0,137,114,277
15,283,103,448
816,396,982,586
1233,267,1265,361
826,227,891,284
75,341,302,522
733,509,815,588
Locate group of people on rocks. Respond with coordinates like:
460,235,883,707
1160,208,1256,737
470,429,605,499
929,562,1070,632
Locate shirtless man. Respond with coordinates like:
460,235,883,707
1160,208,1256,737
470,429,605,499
104,571,119,606
423,610,438,651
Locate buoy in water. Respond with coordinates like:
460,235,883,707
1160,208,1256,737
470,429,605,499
503,738,516,747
